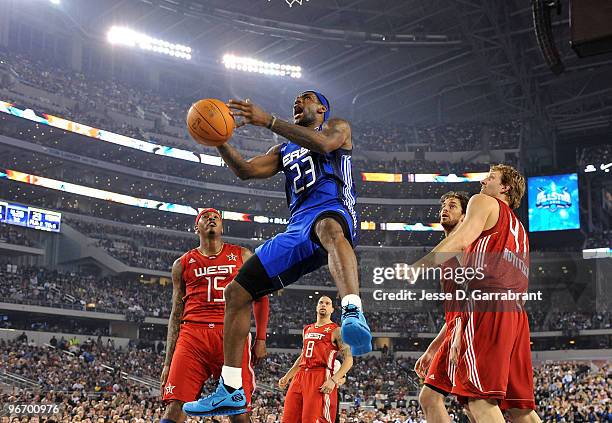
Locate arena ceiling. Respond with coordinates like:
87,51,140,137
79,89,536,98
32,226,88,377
16,0,612,137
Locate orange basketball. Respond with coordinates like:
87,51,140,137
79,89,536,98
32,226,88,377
186,98,235,147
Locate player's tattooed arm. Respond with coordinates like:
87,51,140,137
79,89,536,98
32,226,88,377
164,258,185,367
216,143,282,180
268,118,351,154
330,327,353,384
227,98,351,154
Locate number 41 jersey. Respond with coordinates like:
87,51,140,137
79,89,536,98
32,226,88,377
464,198,529,293
280,141,357,222
179,243,243,324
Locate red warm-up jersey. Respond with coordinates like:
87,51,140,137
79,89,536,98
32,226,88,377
180,243,243,323
464,198,529,293
299,322,339,370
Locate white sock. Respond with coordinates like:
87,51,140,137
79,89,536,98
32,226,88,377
341,294,363,310
221,366,242,389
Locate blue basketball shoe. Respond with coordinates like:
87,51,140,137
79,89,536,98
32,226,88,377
341,304,372,356
182,377,246,417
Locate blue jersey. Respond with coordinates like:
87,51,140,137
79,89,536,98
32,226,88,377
279,141,358,225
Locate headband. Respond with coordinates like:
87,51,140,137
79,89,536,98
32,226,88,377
195,208,222,226
302,90,330,123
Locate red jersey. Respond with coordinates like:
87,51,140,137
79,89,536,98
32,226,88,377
299,322,339,370
180,243,243,323
441,257,463,322
464,198,529,293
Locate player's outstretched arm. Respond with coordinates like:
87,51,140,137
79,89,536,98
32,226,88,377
161,258,185,390
411,194,498,270
216,143,282,180
415,323,447,378
227,99,351,154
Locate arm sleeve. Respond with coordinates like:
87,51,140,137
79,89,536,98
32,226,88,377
253,295,270,341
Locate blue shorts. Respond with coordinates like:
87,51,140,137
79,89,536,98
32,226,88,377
235,203,357,299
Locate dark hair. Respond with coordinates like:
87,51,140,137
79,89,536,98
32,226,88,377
440,191,470,214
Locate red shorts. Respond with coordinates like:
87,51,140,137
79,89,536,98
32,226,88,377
282,368,338,423
425,315,462,395
162,323,255,406
452,311,535,411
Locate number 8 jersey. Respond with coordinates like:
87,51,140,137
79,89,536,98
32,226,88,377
180,244,243,323
299,322,339,370
280,141,358,225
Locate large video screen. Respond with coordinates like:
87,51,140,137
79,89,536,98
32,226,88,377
528,173,580,232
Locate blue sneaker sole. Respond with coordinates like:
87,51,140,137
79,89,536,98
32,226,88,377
183,406,247,417
342,321,372,356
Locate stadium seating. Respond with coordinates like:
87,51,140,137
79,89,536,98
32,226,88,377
0,49,521,154
0,224,36,247
1,337,610,421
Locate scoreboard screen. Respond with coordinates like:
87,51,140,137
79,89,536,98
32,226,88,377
4,203,28,226
0,201,61,233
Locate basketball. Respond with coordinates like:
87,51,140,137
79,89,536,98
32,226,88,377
186,98,235,147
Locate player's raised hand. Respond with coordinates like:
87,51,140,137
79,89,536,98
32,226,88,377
414,350,434,379
319,377,337,394
278,375,290,390
252,339,268,366
227,99,273,128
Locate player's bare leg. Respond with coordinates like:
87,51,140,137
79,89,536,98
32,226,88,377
162,401,187,423
467,399,505,423
223,281,255,368
217,286,257,420
314,218,358,297
314,217,372,355
506,409,541,423
418,386,451,423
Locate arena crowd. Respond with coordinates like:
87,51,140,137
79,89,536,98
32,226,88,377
1,337,610,422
